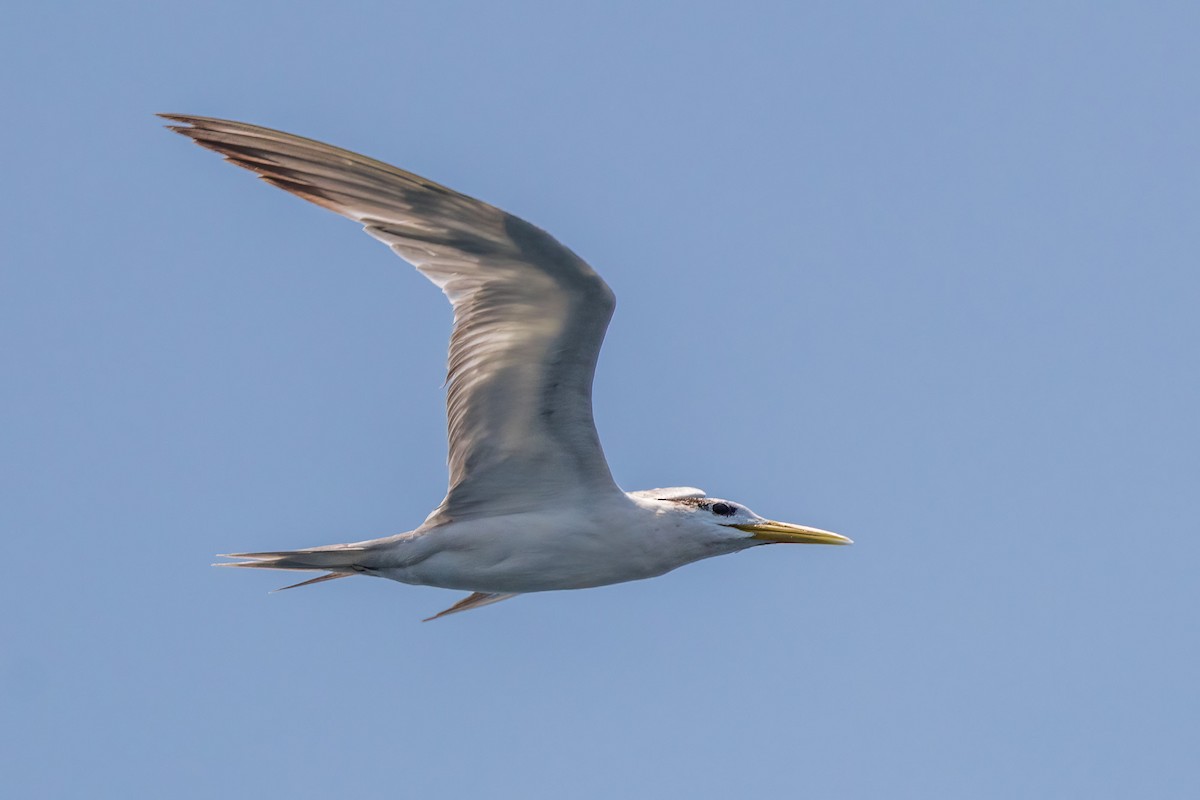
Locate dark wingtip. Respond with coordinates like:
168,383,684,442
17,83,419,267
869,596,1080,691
158,113,228,136
158,112,197,126
159,113,204,142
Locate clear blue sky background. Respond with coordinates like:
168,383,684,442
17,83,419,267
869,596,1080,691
3,2,1198,798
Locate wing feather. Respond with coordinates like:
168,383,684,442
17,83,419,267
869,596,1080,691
163,114,620,521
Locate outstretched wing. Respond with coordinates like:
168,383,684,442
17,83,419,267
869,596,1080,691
163,115,620,522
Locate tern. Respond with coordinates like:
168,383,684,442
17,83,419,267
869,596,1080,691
162,114,850,620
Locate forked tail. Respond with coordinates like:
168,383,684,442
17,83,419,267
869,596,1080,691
216,544,370,591
216,541,521,620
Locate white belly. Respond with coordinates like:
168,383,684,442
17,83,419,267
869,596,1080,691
366,501,739,593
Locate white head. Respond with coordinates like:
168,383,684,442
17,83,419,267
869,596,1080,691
628,487,851,552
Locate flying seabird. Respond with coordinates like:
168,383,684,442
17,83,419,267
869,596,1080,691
161,114,850,621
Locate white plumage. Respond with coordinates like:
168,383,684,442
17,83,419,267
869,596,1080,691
163,114,849,620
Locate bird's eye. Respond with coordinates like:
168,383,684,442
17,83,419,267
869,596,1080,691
710,502,736,516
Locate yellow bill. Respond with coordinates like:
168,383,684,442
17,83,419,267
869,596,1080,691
733,520,853,545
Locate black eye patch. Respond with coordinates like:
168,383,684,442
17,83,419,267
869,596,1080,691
710,502,736,516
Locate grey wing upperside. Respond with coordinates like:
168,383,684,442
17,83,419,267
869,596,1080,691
163,114,621,522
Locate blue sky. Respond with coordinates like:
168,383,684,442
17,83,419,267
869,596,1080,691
3,2,1198,797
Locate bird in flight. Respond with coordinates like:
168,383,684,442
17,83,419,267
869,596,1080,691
162,114,850,621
